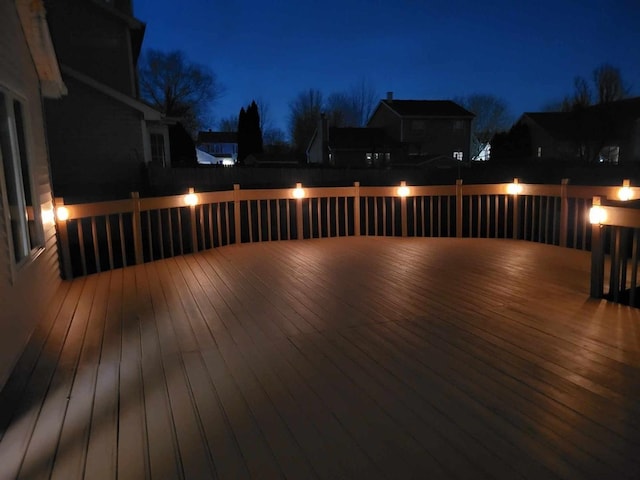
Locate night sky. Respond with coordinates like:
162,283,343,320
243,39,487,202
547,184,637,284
134,0,640,136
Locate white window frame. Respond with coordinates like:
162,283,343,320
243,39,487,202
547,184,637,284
0,87,44,279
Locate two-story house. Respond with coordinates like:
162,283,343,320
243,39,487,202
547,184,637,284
0,0,66,390
367,94,474,165
196,131,238,165
307,114,400,167
43,0,172,200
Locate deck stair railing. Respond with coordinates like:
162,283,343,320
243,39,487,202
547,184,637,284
54,179,632,301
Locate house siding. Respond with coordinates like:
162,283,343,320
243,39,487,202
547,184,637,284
44,0,137,96
45,75,146,199
368,105,402,140
0,0,61,390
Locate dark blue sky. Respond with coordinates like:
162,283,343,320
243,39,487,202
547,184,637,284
134,0,640,136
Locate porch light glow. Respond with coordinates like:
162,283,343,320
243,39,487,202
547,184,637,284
589,206,607,225
56,206,69,221
41,208,55,226
397,181,410,197
184,192,199,206
292,183,305,199
618,180,633,201
506,182,523,195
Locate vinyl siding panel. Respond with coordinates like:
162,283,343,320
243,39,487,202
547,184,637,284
0,1,61,390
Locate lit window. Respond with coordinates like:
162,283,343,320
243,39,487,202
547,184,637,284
0,91,42,264
385,152,391,162
453,151,463,161
599,146,619,165
366,152,372,166
537,146,542,157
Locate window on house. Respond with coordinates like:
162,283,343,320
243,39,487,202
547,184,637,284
453,151,463,161
599,145,619,165
537,146,542,158
150,133,166,166
0,91,42,264
365,153,373,166
385,152,391,162
411,120,426,133
453,120,464,130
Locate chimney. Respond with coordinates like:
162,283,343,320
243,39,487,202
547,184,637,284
386,91,393,102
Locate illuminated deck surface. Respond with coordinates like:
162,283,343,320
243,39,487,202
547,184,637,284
1,237,639,479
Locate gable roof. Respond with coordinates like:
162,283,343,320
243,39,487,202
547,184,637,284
197,131,238,144
379,100,474,118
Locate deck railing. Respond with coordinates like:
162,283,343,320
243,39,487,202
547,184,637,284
589,191,640,307
54,179,637,304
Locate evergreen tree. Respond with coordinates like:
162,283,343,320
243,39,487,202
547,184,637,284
237,101,264,163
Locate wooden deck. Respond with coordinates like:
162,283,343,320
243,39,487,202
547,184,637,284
1,237,639,479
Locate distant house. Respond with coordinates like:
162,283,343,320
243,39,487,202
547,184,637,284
0,0,66,390
367,93,474,164
307,115,399,167
43,0,174,199
514,98,640,164
196,131,238,165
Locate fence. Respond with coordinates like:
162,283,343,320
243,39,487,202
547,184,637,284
54,179,637,306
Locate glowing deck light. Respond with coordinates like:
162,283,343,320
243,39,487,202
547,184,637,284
618,180,633,201
292,183,305,199
397,181,410,197
184,192,199,206
56,206,69,222
506,182,523,195
589,205,607,224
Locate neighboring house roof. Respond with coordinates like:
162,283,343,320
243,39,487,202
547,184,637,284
521,97,640,142
328,127,394,150
521,112,575,141
15,0,66,98
61,64,162,120
376,100,474,118
197,131,238,144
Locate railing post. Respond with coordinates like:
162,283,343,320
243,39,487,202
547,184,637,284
54,197,73,279
188,187,198,253
400,181,408,237
590,196,605,298
559,178,569,247
353,181,360,236
131,191,143,265
512,178,520,240
455,179,463,238
296,183,304,240
233,184,242,244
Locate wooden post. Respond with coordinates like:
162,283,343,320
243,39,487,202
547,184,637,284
188,187,198,253
54,197,73,279
233,184,242,244
131,191,143,265
353,181,361,236
295,183,304,240
559,178,569,247
590,196,605,298
400,181,408,237
512,178,520,240
455,179,463,238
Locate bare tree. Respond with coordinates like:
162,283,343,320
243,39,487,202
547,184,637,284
254,97,273,133
217,115,238,132
347,78,379,126
455,94,512,144
593,64,631,103
288,88,323,152
325,79,379,127
138,49,224,135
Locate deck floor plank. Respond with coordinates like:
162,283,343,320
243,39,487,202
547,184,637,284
1,237,640,480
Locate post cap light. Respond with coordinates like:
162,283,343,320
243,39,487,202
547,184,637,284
506,178,523,195
397,181,410,197
618,179,633,201
56,206,69,221
589,206,607,225
184,188,198,206
292,183,305,199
